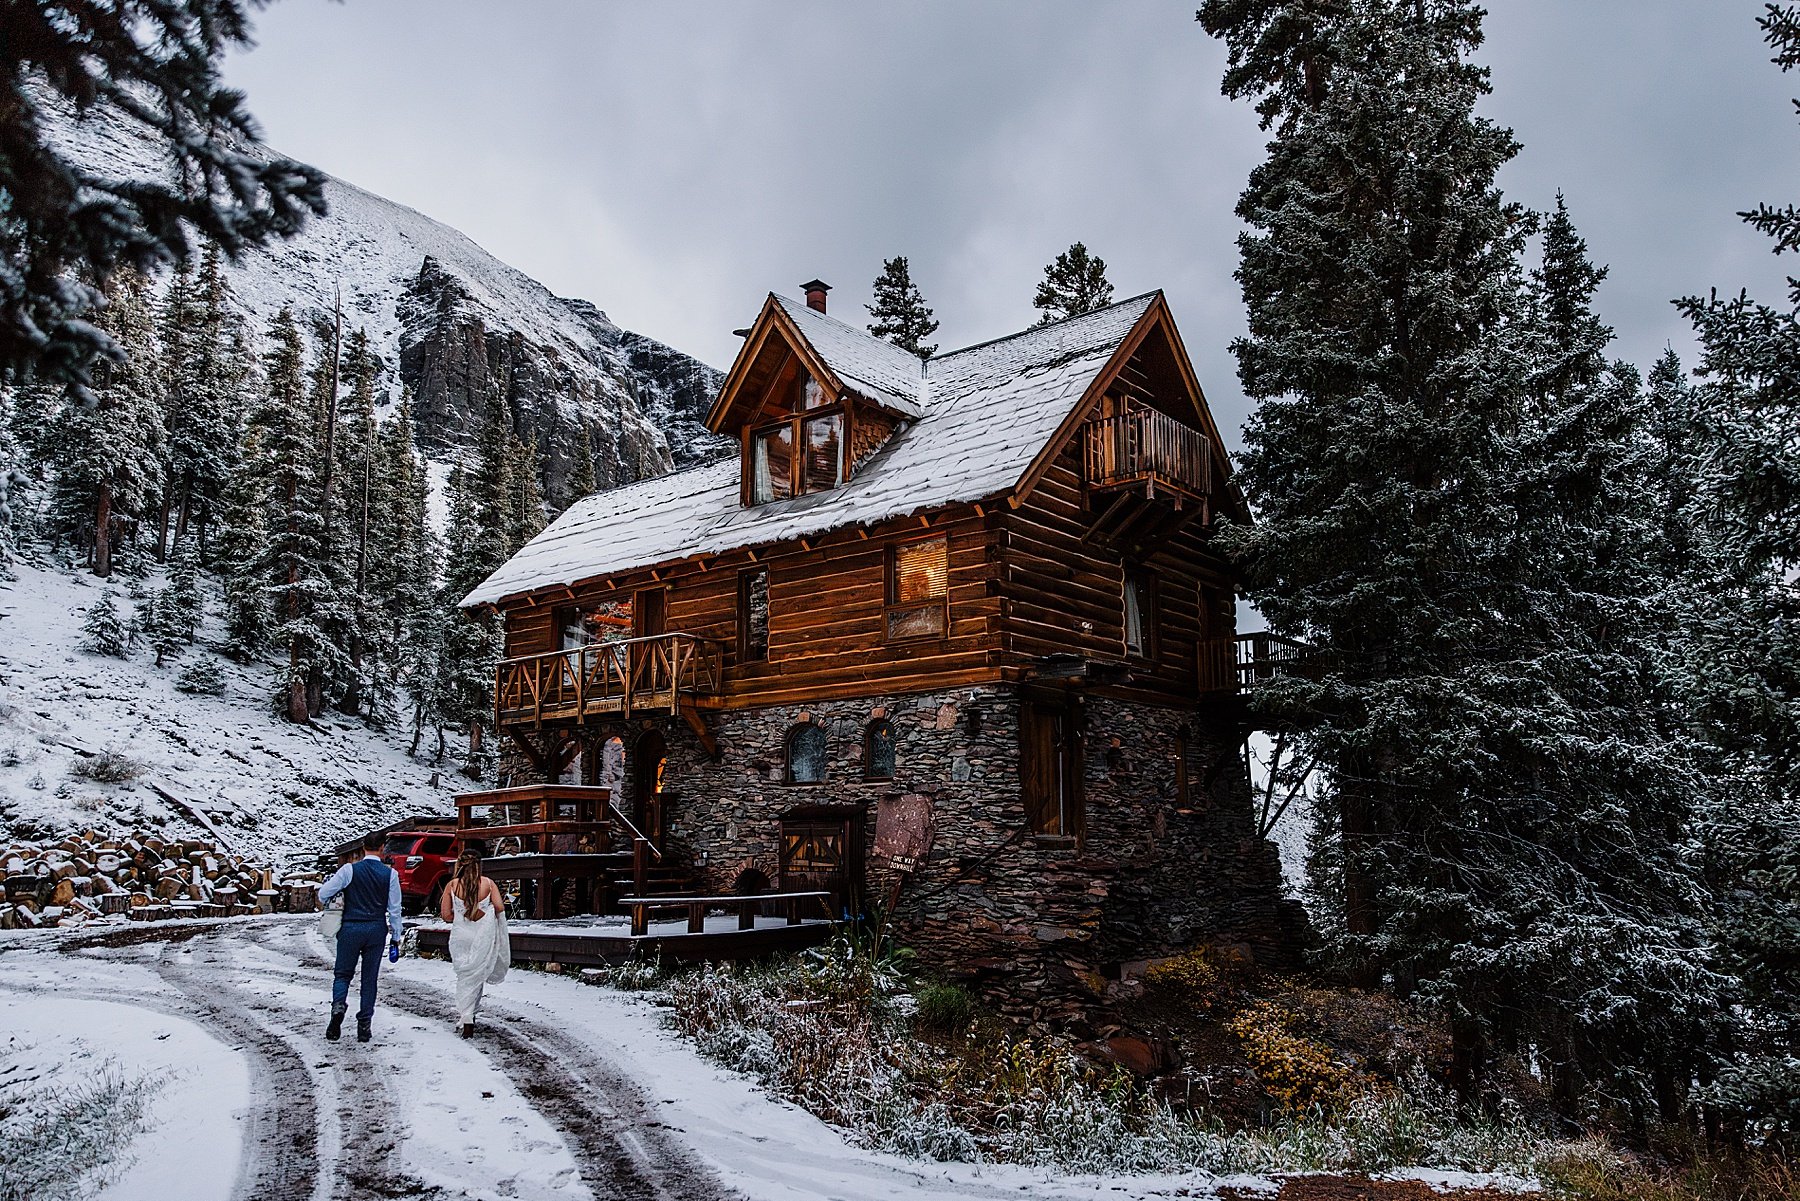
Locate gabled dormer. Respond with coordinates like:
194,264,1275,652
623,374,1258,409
706,281,926,508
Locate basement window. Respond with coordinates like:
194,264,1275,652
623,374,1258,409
885,535,948,642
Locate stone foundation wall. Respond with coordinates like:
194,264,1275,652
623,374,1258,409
500,685,1301,1030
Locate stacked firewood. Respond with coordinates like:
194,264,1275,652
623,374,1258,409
0,829,308,930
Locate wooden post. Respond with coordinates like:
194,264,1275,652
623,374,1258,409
633,836,647,897
631,901,648,937
738,897,757,931
786,897,801,926
687,902,704,934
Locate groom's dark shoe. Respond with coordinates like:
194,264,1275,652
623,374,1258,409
326,1003,346,1041
356,1017,372,1043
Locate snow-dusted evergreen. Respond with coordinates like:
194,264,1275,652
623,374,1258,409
1032,242,1115,324
865,256,940,359
1200,0,1722,1116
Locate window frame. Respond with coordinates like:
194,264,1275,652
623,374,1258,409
737,567,770,664
883,532,950,645
1123,564,1159,661
863,717,898,782
784,722,830,785
1020,698,1084,843
747,403,848,504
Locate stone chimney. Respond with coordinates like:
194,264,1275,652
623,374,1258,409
801,279,831,314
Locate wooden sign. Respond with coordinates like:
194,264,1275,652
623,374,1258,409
873,793,935,874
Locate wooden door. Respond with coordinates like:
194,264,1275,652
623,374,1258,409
631,588,667,692
778,807,865,918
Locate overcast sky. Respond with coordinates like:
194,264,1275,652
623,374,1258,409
224,1,1797,450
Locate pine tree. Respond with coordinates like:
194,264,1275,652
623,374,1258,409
1032,242,1114,324
41,268,167,577
1200,0,1721,1107
139,589,183,666
565,422,598,511
166,535,205,643
163,247,246,555
865,256,939,358
509,436,545,554
213,424,271,661
2,0,326,389
243,308,324,722
80,588,129,657
1673,4,1800,1145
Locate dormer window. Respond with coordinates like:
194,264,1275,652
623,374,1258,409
750,405,844,503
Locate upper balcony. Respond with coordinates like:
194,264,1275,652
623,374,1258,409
1198,632,1316,702
1083,408,1214,499
495,632,725,729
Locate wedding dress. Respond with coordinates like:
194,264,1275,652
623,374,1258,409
448,887,510,1027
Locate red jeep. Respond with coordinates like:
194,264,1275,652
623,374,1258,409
380,830,461,913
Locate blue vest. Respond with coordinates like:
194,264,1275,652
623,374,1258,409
343,858,392,924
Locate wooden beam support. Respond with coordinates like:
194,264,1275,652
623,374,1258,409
682,707,721,761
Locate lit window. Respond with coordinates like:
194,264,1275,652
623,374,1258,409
864,718,897,781
885,536,948,641
786,723,828,784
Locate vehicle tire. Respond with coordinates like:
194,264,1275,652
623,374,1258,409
425,880,445,918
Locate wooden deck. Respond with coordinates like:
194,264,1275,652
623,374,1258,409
1084,407,1212,498
1198,631,1314,696
415,914,837,967
495,632,723,729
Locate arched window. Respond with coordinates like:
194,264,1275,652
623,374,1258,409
599,736,625,795
863,718,897,781
785,723,829,784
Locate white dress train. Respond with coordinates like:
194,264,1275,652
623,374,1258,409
447,889,510,1025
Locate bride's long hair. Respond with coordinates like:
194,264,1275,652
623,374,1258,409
454,849,484,915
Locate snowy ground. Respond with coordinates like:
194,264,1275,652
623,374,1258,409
0,919,1533,1201
0,559,460,859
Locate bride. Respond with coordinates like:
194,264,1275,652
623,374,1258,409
438,849,510,1038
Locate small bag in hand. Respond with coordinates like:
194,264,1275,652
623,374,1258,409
319,901,343,942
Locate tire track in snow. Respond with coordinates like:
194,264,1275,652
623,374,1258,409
263,922,737,1201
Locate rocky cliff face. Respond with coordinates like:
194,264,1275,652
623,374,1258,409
398,259,727,507
51,105,732,507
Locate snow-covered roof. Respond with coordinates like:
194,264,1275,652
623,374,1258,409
461,292,1160,608
772,295,926,418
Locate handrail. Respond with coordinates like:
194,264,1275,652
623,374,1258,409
608,803,664,862
1199,632,1315,695
493,632,726,726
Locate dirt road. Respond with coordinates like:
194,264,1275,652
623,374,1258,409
28,920,738,1201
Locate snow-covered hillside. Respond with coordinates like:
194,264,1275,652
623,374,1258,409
50,105,730,502
0,560,458,859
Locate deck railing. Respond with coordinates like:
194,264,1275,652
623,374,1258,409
1084,408,1213,496
1198,632,1315,695
495,632,724,727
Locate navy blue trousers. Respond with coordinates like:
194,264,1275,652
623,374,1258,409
332,919,387,1021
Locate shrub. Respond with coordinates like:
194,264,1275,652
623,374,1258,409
0,1055,160,1201
914,982,976,1035
68,750,143,785
1227,998,1368,1116
174,657,227,696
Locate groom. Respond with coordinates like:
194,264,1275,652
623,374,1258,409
318,831,405,1043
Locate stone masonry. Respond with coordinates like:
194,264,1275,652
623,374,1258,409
502,685,1302,1030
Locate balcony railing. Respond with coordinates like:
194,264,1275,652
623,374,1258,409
1084,408,1213,497
495,632,724,727
1198,632,1315,695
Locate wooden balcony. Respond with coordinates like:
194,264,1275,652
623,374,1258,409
1084,408,1213,498
1198,632,1315,696
495,632,725,729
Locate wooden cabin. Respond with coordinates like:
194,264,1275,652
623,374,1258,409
460,283,1303,1021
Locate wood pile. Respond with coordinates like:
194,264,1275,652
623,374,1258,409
0,829,320,931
